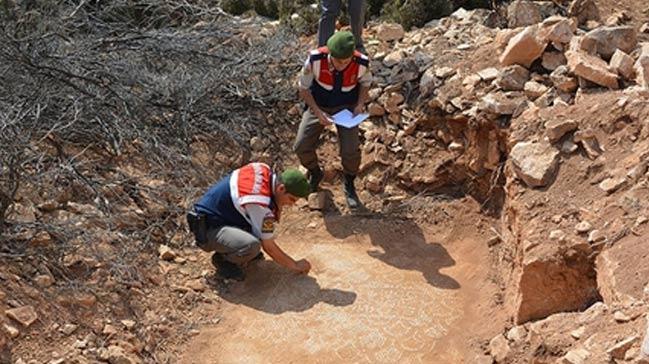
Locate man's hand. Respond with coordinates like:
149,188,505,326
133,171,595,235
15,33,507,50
294,259,311,274
353,103,365,116
315,110,332,126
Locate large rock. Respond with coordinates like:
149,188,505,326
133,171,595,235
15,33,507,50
542,51,567,71
507,0,542,28
514,239,599,323
104,345,141,364
565,51,619,89
489,334,511,363
524,81,548,99
545,119,578,143
560,348,590,364
376,23,405,42
495,65,530,91
5,306,38,327
568,0,600,26
540,16,576,45
580,26,637,60
379,92,404,114
383,50,404,67
596,235,648,305
609,49,635,80
510,141,559,187
636,43,649,89
478,92,527,115
607,336,638,359
551,65,578,92
419,67,443,96
500,26,546,67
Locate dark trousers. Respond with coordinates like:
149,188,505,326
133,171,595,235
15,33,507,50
293,109,361,176
318,0,365,49
197,226,261,265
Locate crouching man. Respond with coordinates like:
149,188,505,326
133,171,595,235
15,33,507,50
187,162,311,281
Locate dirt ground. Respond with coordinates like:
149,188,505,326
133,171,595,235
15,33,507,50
179,195,505,364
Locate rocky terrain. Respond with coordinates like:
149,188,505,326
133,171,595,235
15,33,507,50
1,0,649,363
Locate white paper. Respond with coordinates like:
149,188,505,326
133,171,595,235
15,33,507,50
331,109,369,129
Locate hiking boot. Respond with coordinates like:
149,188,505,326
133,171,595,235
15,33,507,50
211,253,245,281
343,174,361,209
309,167,324,192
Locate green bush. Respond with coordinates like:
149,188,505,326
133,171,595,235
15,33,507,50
381,0,452,30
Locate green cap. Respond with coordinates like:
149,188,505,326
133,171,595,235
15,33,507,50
327,31,355,59
281,168,310,198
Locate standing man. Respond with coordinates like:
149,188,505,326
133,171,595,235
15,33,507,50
294,31,371,209
318,0,365,52
187,162,311,281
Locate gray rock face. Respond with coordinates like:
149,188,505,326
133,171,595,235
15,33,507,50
510,141,560,187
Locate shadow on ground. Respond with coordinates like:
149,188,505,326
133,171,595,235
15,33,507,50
213,260,357,314
323,206,460,290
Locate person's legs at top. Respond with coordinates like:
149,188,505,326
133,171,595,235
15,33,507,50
337,124,362,208
348,0,366,52
294,109,325,192
318,0,342,47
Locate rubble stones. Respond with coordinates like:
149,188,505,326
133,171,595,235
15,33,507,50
500,26,546,67
506,326,527,342
383,50,404,67
104,345,140,364
541,17,576,45
636,44,649,89
496,65,530,91
382,93,404,114
507,0,543,28
419,68,443,96
510,141,560,187
61,324,78,336
34,274,54,288
477,67,499,81
489,334,511,362
607,336,638,359
581,26,637,60
368,103,385,116
587,229,605,243
308,192,327,210
641,23,649,34
551,66,578,92
568,0,600,26
575,221,592,234
249,136,265,152
599,177,626,194
560,348,590,364
478,92,526,115
435,67,456,79
3,324,19,338
542,51,567,71
614,310,631,322
565,51,619,89
158,245,177,261
545,119,578,143
5,306,38,327
524,81,548,99
609,50,636,80
376,23,405,42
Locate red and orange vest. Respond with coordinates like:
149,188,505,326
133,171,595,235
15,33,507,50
308,47,369,109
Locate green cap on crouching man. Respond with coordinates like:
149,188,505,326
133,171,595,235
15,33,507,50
281,169,310,198
326,31,356,59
